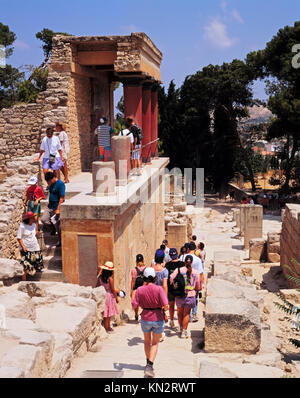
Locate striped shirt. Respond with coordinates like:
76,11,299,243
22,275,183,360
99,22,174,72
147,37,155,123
97,125,114,147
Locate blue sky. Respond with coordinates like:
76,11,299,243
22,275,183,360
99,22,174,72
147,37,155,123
2,0,300,102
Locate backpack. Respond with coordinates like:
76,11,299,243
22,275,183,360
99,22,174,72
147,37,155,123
133,267,144,290
171,267,186,298
132,125,143,142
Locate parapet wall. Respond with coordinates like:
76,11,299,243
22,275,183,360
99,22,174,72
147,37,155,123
280,204,300,287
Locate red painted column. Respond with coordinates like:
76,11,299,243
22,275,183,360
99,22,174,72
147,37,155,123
123,81,143,127
142,83,152,163
151,86,159,158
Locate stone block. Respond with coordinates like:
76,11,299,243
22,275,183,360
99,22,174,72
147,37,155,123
167,223,187,251
243,205,263,249
0,258,23,280
200,361,284,378
48,332,73,378
199,361,237,378
0,291,36,320
91,286,106,307
173,202,187,212
0,345,47,378
0,366,25,378
268,242,280,255
268,253,281,263
205,297,261,354
19,331,54,367
35,303,95,352
249,238,267,262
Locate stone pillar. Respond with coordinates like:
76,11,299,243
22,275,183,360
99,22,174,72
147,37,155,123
239,205,247,236
142,82,152,163
111,136,131,186
243,205,263,250
92,161,116,196
123,79,143,127
151,85,159,158
167,223,187,251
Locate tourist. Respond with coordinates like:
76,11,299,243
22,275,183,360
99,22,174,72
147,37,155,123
262,194,269,214
181,242,203,323
35,127,65,178
196,242,206,271
55,123,70,183
41,172,65,247
162,239,171,263
97,117,114,162
131,267,168,378
25,176,45,234
128,117,143,176
250,197,255,205
97,261,120,334
170,255,201,339
165,248,184,330
119,120,134,171
179,246,187,261
241,197,247,205
192,235,197,246
153,249,168,341
17,212,43,281
131,254,146,321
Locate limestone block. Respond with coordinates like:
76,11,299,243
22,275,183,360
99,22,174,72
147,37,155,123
167,223,187,251
18,331,54,370
48,332,73,378
18,282,47,297
205,297,261,354
91,286,106,307
0,366,25,378
268,253,281,263
58,296,97,313
215,271,251,287
206,278,263,309
200,361,284,378
268,232,281,244
0,345,47,378
0,291,36,320
0,258,23,281
35,303,95,352
249,239,267,262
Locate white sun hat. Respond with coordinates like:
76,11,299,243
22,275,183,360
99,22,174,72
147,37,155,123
28,176,38,185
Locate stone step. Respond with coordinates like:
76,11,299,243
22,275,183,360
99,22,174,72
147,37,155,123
42,244,62,257
43,255,62,270
27,268,66,283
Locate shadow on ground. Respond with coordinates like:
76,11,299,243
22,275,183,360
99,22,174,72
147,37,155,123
191,329,205,354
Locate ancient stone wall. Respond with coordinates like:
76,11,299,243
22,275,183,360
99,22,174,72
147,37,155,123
280,204,300,288
0,155,43,259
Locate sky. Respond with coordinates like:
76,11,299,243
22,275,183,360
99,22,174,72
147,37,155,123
2,0,300,104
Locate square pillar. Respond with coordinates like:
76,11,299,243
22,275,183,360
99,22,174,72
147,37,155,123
243,205,263,250
123,79,143,127
151,86,159,158
142,83,152,163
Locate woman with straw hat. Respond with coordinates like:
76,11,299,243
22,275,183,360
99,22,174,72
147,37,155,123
97,261,120,334
17,212,43,281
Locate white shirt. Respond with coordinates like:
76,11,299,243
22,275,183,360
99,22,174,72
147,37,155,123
17,223,40,252
182,253,204,274
59,131,70,155
119,129,134,144
40,136,62,158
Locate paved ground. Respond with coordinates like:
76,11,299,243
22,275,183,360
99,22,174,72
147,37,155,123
65,197,282,379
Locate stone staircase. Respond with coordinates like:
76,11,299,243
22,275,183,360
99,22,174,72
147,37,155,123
25,198,66,283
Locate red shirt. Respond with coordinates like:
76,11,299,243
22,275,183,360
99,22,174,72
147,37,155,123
132,284,168,322
26,185,45,201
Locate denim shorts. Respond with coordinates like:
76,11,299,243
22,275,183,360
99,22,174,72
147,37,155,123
141,320,165,335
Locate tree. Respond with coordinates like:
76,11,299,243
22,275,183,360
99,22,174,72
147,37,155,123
246,21,300,193
36,28,71,66
0,22,16,58
18,66,48,103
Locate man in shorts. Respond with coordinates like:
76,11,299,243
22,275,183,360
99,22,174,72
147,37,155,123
128,117,142,176
132,267,168,378
97,117,114,161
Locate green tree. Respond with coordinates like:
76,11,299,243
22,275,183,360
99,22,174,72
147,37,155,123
0,22,16,58
247,21,300,193
36,28,71,65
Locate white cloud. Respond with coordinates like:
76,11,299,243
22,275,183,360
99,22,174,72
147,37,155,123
231,9,244,24
14,40,30,51
220,1,227,12
204,17,238,49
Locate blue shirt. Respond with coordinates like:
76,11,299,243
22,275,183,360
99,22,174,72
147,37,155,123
48,179,65,211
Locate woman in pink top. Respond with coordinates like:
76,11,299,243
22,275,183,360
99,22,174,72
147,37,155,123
131,254,146,321
170,255,201,339
132,267,168,378
97,261,120,334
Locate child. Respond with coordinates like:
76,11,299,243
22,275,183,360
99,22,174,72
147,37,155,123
25,176,45,234
97,261,120,334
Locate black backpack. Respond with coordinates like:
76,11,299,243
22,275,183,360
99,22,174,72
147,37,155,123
172,267,186,298
132,125,143,143
133,267,144,290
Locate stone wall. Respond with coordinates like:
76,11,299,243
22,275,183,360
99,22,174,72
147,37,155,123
0,281,106,378
280,204,300,288
0,155,43,259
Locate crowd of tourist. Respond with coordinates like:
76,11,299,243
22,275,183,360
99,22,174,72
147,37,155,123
97,237,206,378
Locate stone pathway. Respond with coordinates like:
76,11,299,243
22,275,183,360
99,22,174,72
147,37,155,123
65,197,283,379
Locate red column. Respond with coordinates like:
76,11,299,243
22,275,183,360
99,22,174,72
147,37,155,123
142,83,152,163
123,81,143,127
151,86,158,158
